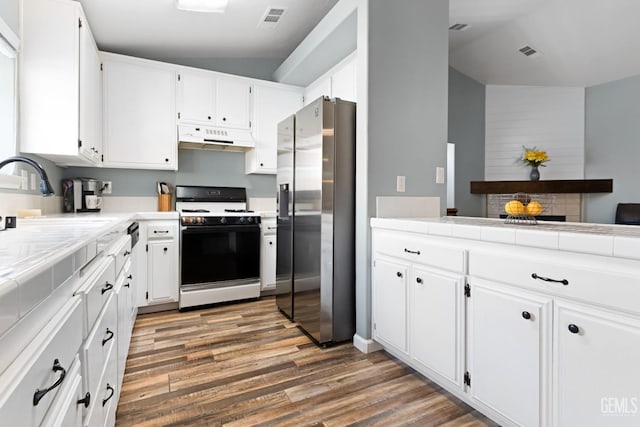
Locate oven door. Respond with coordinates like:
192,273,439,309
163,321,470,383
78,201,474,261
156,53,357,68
181,224,260,288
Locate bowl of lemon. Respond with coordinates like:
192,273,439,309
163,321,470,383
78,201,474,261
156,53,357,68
501,193,549,224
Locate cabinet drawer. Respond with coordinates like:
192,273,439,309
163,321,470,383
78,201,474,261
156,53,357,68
78,256,116,337
41,355,83,427
147,222,177,240
85,337,118,427
469,247,640,315
373,230,466,273
81,293,117,412
261,218,277,236
109,235,132,276
0,297,83,427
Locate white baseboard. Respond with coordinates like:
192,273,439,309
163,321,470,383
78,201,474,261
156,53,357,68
352,333,383,353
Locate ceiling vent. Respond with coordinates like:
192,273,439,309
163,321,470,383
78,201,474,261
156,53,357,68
449,23,470,31
519,45,542,58
258,7,286,28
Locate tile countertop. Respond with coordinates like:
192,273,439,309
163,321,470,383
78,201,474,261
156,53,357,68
371,216,640,260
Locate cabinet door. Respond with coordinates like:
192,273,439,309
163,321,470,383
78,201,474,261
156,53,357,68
261,236,277,290
331,56,357,102
468,279,551,427
554,301,640,426
147,241,179,303
304,78,331,106
177,71,215,123
78,16,102,164
372,258,409,353
410,267,462,386
247,84,302,174
216,77,251,129
103,58,177,170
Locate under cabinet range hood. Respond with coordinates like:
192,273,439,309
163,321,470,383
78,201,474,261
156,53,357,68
178,125,255,151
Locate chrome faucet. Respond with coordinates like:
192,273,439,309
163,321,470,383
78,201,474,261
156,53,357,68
0,156,55,196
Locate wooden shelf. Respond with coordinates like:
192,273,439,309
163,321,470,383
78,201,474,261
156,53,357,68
470,179,613,194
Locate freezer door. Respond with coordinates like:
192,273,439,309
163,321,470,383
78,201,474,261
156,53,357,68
276,115,295,319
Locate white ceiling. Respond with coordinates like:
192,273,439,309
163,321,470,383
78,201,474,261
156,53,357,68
78,0,640,87
449,0,640,87
78,0,338,59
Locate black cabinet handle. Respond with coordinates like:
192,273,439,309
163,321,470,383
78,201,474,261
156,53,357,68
77,392,91,408
207,116,211,120
154,230,169,234
260,163,264,167
124,282,130,288
33,359,66,406
124,250,131,256
127,274,133,280
102,328,114,346
165,158,169,162
101,283,113,295
396,272,403,278
404,248,421,255
522,311,531,320
531,273,569,286
102,384,115,407
269,241,273,245
416,277,423,284
163,247,168,252
222,117,227,121
568,324,580,334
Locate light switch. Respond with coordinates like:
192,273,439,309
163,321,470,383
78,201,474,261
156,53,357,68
436,167,445,184
396,176,406,193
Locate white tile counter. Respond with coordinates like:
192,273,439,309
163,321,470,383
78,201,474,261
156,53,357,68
371,216,640,259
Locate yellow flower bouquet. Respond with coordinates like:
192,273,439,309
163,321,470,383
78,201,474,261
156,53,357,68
522,146,550,167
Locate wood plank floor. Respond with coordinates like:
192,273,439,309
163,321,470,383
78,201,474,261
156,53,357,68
116,297,498,427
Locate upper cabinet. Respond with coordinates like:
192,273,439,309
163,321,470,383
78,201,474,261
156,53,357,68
304,52,357,106
177,71,252,130
102,54,177,170
246,83,303,175
20,0,103,167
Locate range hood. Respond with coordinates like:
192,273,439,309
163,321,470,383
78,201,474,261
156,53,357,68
178,125,255,151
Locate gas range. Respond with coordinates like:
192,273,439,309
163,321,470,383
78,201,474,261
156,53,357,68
175,186,261,227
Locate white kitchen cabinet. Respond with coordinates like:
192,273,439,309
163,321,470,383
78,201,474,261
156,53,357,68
372,258,409,353
409,267,463,386
304,78,331,106
261,236,276,290
216,77,252,129
467,278,552,427
330,54,357,102
138,221,180,306
177,70,251,130
246,84,303,174
40,356,84,427
115,260,134,392
554,301,640,426
20,0,102,166
102,53,177,170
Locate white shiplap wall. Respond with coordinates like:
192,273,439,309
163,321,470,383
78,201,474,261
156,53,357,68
485,85,585,180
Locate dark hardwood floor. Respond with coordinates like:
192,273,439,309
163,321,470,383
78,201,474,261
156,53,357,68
116,297,498,427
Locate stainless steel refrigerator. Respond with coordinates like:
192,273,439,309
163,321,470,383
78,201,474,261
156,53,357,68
276,97,356,345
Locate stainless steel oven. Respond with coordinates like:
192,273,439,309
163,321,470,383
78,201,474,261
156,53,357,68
176,186,261,309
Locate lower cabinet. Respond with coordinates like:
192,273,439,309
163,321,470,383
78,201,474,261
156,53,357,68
554,301,640,426
372,258,409,354
260,235,276,290
467,278,552,427
41,356,84,427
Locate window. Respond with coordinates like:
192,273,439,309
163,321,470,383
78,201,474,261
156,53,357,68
0,16,18,179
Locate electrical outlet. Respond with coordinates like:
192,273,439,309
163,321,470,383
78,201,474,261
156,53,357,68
436,167,445,184
30,173,37,190
20,170,28,190
102,181,112,194
396,176,406,193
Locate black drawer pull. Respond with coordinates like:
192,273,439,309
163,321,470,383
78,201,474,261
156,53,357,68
77,392,91,408
124,250,131,256
33,359,66,406
102,328,114,346
568,324,580,334
522,311,531,320
396,272,403,278
102,384,115,407
101,283,113,295
531,273,568,286
154,230,169,234
404,248,421,255
416,277,423,284
127,274,133,280
124,282,130,288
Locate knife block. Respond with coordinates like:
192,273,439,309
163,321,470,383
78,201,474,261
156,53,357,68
158,194,172,212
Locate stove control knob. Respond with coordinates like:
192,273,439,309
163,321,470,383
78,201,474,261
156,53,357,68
220,217,226,224
196,217,202,224
239,217,245,224
246,217,253,224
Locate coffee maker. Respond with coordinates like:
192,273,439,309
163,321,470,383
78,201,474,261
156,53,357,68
62,178,103,213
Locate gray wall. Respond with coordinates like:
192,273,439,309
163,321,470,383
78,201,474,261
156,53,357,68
584,74,640,223
448,67,485,217
149,57,284,82
356,0,449,340
62,149,276,198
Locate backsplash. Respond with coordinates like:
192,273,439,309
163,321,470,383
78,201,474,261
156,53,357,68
0,193,62,217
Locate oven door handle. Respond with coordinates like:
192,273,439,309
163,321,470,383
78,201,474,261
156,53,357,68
181,225,260,234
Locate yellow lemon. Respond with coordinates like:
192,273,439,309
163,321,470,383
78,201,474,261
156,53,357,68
525,201,543,216
505,200,525,215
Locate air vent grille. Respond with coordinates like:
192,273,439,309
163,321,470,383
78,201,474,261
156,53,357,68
449,23,469,31
258,7,287,28
519,45,541,57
